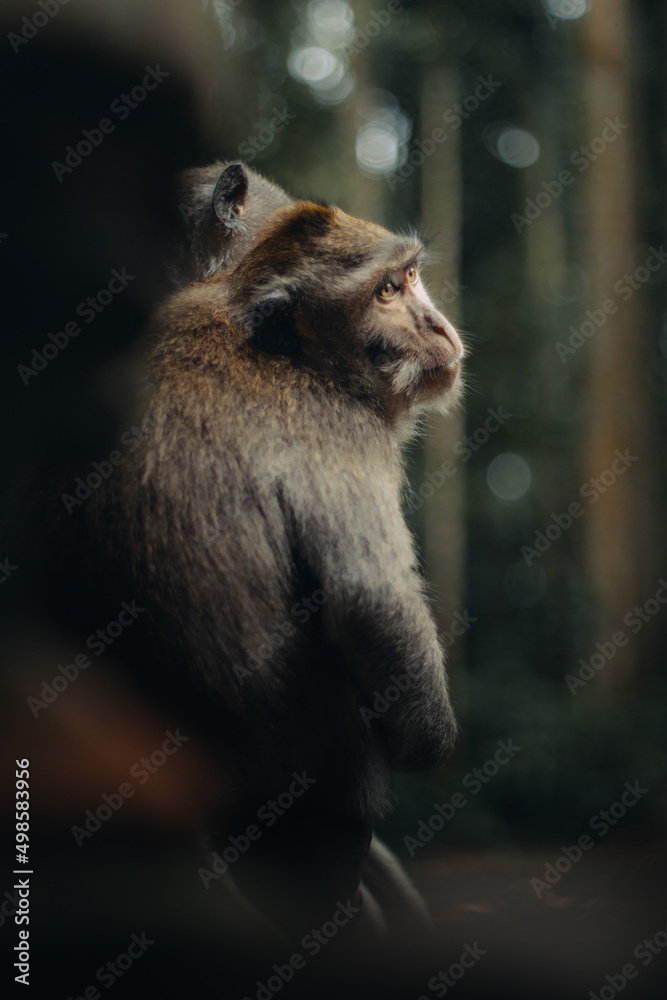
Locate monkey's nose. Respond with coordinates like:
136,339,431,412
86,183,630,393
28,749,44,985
429,311,464,358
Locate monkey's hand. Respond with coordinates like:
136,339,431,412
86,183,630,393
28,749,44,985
325,577,457,771
291,463,457,772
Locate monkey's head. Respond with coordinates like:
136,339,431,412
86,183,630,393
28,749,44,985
169,161,294,287
227,202,465,422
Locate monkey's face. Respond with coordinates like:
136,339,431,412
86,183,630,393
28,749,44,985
364,260,464,414
231,202,465,420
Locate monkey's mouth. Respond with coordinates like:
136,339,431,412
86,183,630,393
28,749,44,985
419,359,462,401
423,359,460,377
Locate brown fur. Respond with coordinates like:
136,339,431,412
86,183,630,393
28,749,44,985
32,198,464,934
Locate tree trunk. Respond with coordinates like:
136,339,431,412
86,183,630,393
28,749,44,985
580,0,658,683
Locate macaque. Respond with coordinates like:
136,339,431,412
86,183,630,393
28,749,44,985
32,196,463,938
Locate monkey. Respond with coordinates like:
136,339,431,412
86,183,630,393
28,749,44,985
167,161,443,936
168,159,293,287
69,198,464,937
17,197,463,944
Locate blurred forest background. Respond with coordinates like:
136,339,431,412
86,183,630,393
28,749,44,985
148,0,667,852
1,0,666,995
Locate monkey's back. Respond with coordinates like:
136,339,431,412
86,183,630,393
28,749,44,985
104,287,409,822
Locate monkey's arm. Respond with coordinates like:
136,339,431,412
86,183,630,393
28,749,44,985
291,462,457,772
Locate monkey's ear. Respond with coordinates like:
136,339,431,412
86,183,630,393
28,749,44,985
212,163,249,229
248,292,301,357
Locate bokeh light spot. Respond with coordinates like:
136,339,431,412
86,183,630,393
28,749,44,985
543,0,589,21
355,124,400,175
306,0,355,48
495,127,540,168
487,453,532,501
288,46,340,85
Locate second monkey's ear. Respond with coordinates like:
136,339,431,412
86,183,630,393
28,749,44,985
212,163,249,229
248,291,301,357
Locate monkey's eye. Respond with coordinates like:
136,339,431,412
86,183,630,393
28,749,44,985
378,280,398,300
406,266,418,285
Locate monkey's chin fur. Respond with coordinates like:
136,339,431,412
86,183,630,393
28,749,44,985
412,360,464,416
390,363,464,442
